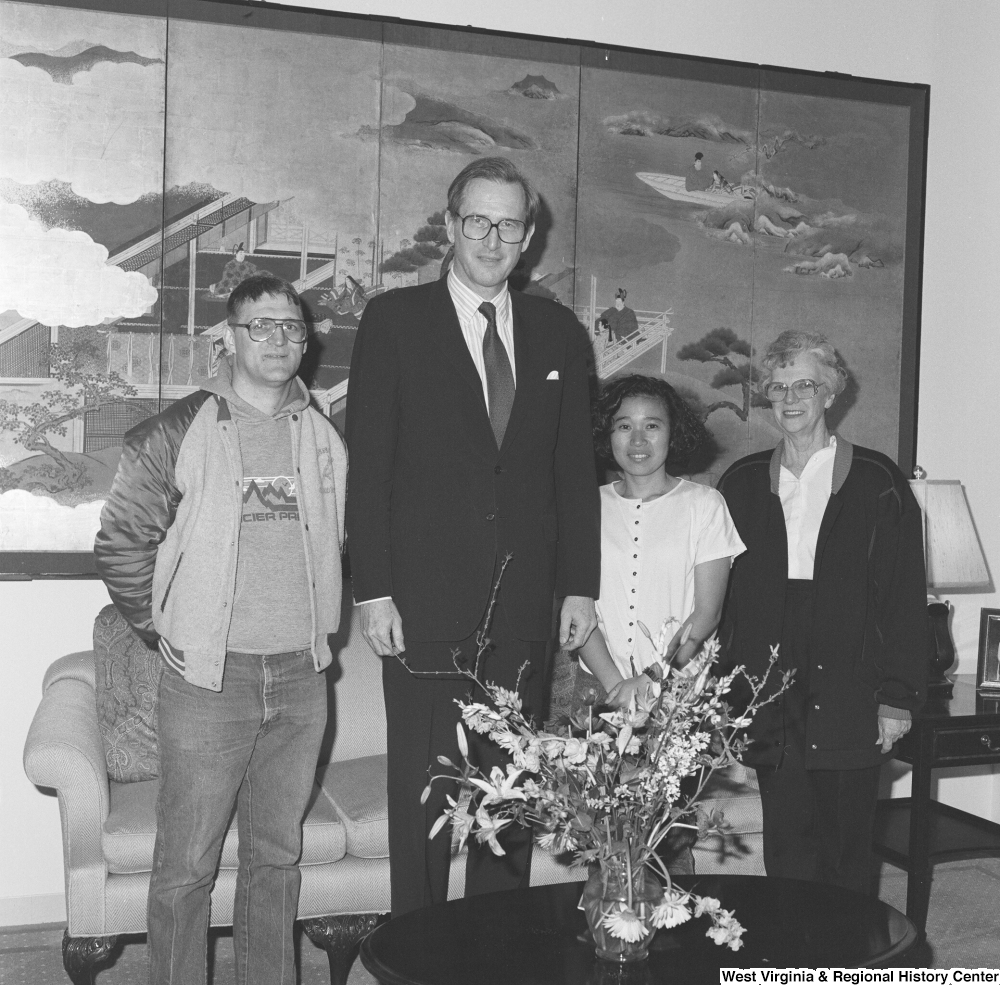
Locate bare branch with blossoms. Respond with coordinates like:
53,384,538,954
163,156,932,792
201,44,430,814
424,598,791,951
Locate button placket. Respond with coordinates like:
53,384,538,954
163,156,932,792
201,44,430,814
627,500,641,644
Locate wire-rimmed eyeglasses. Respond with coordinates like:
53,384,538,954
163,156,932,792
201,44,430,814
229,318,308,344
457,213,528,244
762,379,825,402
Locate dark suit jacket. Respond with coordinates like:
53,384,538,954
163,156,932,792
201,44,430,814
345,278,600,659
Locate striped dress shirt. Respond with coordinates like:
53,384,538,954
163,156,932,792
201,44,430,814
447,269,517,410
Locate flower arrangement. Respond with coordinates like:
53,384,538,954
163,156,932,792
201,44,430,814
426,616,790,959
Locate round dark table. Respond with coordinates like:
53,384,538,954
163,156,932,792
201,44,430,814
360,875,918,985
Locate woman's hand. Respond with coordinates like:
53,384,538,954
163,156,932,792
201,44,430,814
665,623,691,667
606,672,655,710
877,714,911,753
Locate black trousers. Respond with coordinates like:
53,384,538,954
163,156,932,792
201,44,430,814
755,580,881,896
382,604,547,916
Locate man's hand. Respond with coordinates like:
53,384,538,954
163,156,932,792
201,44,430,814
559,595,597,650
877,714,911,753
360,598,405,657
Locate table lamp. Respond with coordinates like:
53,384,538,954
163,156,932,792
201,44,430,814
910,470,991,696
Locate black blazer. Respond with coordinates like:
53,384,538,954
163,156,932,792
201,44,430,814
345,278,600,654
717,438,927,770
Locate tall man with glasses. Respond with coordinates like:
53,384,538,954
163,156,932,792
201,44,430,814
95,274,348,984
346,157,600,915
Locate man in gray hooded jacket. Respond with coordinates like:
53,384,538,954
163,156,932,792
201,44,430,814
95,274,347,985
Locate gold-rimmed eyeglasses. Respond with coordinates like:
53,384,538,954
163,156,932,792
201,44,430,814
762,379,825,402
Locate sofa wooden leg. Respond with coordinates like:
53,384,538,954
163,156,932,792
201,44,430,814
302,913,383,985
62,929,121,985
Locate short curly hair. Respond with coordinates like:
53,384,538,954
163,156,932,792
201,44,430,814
758,330,848,397
594,374,709,474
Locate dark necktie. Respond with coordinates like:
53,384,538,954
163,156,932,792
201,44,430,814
479,301,514,447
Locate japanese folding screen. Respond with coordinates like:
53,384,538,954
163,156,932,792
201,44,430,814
0,0,927,571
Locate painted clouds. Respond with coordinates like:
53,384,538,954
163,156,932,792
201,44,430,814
604,111,753,145
372,87,538,154
0,3,166,326
0,203,158,326
0,56,164,204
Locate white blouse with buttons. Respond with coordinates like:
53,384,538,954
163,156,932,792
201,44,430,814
586,479,745,680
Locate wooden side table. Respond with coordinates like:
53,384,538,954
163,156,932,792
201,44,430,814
873,675,1000,935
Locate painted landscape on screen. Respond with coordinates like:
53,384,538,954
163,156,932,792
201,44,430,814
0,0,921,558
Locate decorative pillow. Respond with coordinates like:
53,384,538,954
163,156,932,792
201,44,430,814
95,604,163,783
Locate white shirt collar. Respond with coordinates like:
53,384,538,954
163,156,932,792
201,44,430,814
447,269,509,319
781,434,837,479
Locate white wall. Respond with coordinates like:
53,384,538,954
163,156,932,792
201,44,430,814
1,579,111,925
4,0,999,926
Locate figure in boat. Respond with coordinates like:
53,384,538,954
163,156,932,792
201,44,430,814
684,152,714,192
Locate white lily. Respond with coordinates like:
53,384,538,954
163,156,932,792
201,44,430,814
466,765,526,807
474,806,511,856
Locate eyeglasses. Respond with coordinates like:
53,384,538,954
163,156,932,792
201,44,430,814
762,379,825,402
457,213,528,244
230,318,308,343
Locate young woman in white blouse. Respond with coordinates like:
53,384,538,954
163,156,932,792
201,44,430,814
576,375,745,710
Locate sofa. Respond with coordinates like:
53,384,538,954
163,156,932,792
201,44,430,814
23,589,762,985
22,588,588,985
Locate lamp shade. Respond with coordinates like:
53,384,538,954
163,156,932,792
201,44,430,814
909,479,991,591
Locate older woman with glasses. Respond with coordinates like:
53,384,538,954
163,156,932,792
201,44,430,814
716,330,927,895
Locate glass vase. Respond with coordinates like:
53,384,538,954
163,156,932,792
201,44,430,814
580,857,664,963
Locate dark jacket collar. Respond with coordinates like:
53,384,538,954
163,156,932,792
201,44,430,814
500,290,533,454
428,277,490,412
769,435,854,495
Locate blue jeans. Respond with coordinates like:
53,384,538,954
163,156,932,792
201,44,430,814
148,650,327,985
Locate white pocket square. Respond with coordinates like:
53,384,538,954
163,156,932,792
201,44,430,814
546,370,560,380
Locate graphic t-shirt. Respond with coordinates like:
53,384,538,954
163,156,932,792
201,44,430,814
227,414,312,654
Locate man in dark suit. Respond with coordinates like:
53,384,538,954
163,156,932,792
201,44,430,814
345,157,600,916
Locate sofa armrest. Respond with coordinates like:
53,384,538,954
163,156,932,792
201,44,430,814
24,651,114,934
326,597,388,764
43,650,97,691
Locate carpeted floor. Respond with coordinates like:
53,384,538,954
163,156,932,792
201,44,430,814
3,858,999,983
875,858,1000,969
